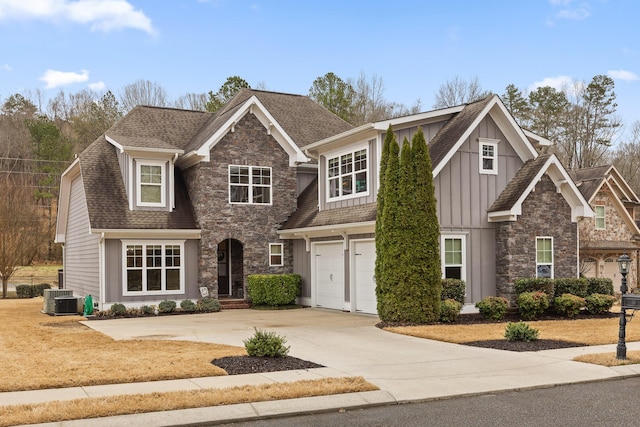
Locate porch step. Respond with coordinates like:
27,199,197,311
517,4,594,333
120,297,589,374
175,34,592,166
219,299,251,310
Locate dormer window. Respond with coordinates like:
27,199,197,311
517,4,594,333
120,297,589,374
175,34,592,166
479,138,499,175
137,160,166,207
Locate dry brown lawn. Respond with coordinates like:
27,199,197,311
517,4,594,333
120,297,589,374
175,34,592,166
0,298,378,425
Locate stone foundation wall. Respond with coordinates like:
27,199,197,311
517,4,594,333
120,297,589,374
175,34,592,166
495,174,578,305
183,113,297,296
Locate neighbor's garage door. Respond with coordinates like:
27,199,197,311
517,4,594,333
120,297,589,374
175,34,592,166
314,242,344,310
353,240,377,314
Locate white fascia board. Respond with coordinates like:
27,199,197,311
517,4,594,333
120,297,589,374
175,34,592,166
93,229,202,240
276,221,375,239
55,159,82,243
196,95,309,166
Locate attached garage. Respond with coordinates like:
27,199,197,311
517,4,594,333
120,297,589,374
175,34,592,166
313,242,345,310
351,239,377,314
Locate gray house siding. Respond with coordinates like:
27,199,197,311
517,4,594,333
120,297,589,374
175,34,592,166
104,239,200,304
64,174,100,299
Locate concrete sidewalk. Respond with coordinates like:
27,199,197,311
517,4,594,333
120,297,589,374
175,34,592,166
7,308,640,426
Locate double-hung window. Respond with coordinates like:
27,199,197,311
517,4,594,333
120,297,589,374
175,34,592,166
123,241,184,295
536,237,553,278
327,148,368,200
441,236,466,281
137,160,166,207
479,138,499,175
594,205,605,229
229,165,271,204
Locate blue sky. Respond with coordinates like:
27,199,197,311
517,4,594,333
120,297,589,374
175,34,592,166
1,0,639,140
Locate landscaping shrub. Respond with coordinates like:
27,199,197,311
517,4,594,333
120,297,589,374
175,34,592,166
554,293,585,318
441,279,465,305
475,296,509,320
440,299,462,323
586,278,614,296
180,299,196,312
243,328,290,357
196,297,222,313
517,291,549,320
554,278,588,298
110,303,126,316
504,322,539,342
514,278,554,297
247,274,300,306
158,300,177,313
585,293,617,314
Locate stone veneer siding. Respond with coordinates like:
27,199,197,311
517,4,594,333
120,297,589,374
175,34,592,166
182,113,297,296
495,174,578,305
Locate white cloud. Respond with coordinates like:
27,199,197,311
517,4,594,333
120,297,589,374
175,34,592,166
0,0,155,34
608,70,640,82
39,69,89,89
88,80,106,91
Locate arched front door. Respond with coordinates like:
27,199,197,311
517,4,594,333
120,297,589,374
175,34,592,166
217,239,244,298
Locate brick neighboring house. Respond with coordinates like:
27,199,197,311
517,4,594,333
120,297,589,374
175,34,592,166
570,165,640,292
55,89,352,310
278,95,594,311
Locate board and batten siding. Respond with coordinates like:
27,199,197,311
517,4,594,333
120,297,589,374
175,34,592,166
64,174,100,298
104,239,200,304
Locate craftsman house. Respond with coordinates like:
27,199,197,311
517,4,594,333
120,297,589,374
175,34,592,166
278,95,593,311
55,89,352,310
570,165,640,292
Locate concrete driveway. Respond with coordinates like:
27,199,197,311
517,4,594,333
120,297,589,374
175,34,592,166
84,307,636,402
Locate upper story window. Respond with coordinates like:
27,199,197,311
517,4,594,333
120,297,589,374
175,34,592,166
327,148,368,200
229,165,272,204
137,160,166,207
594,205,605,229
479,138,499,175
536,237,553,278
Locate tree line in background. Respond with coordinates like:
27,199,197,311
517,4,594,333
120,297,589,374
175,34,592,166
0,71,638,271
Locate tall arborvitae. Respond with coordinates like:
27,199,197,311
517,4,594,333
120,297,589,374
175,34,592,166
411,126,441,321
374,125,394,302
376,132,401,320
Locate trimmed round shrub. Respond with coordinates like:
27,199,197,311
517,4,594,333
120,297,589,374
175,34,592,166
505,322,539,342
585,293,617,314
180,299,196,312
440,298,462,323
475,296,509,320
441,279,465,305
517,291,549,320
158,300,177,313
196,297,222,313
243,328,290,357
110,303,126,316
554,293,585,318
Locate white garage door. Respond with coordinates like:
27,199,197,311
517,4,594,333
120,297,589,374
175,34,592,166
353,240,377,314
314,242,344,310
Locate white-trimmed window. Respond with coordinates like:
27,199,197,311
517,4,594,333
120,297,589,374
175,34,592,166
441,235,466,281
327,148,368,200
137,160,166,207
123,241,185,295
269,243,283,266
594,205,605,229
229,165,271,204
479,138,499,175
536,237,553,278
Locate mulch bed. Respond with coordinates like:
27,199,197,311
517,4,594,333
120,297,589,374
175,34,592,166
212,356,324,375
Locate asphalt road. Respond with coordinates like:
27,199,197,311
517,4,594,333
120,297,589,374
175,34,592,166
219,376,640,427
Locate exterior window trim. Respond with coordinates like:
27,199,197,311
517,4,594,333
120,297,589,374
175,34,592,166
440,234,466,283
536,236,554,279
228,165,273,205
594,205,605,230
325,146,369,202
136,159,166,207
478,138,499,175
122,240,186,296
269,243,284,266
